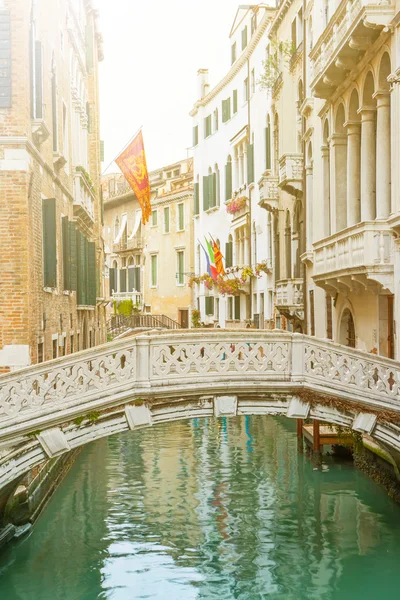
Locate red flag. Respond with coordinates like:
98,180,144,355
115,131,151,224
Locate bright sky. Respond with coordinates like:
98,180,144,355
95,0,244,173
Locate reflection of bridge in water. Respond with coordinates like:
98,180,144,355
1,330,400,493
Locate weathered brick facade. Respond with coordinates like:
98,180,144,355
0,0,106,371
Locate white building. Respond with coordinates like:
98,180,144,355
191,6,277,328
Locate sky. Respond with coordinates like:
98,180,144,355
95,0,246,173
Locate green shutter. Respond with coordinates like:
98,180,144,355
151,255,157,286
247,143,254,184
194,182,199,215
62,216,70,290
233,90,238,114
69,222,77,291
266,125,271,170
205,296,214,316
109,267,116,296
203,176,209,211
42,198,57,288
178,203,184,229
120,269,127,293
226,98,231,120
225,241,233,268
208,174,214,209
225,162,232,201
222,99,226,123
77,231,87,305
87,241,96,306
134,266,141,292
212,173,217,207
193,125,198,146
128,268,134,292
164,207,170,232
234,296,241,320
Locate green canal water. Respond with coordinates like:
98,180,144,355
1,416,400,599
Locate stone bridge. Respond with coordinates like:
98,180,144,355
1,330,400,493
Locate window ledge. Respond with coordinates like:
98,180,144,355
77,306,95,311
43,286,56,294
205,206,220,215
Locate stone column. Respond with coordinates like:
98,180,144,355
234,155,239,190
346,122,361,226
359,108,376,221
375,92,391,219
306,164,313,249
330,133,347,233
321,145,331,237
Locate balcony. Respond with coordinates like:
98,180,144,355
310,0,395,99
278,154,303,196
226,194,250,226
73,170,95,230
313,222,394,295
276,278,304,322
112,236,143,254
258,175,279,213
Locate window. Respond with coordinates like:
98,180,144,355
193,125,199,146
70,335,74,354
227,297,233,320
231,42,237,65
194,178,200,216
244,78,249,102
51,67,58,152
42,198,57,288
225,156,232,201
177,251,184,285
177,203,184,230
205,296,214,316
266,115,272,170
251,69,255,94
233,89,238,114
52,338,58,360
247,142,254,184
38,342,44,363
222,97,231,123
214,108,219,132
167,171,172,178
291,17,297,50
309,290,315,336
326,293,333,340
164,207,170,233
152,209,158,227
234,296,241,320
241,26,248,50
225,235,233,268
151,255,158,287
173,168,180,177
251,14,257,34
204,114,212,138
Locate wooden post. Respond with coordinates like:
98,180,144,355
297,418,304,453
313,419,321,453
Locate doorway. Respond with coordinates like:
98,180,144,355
339,309,355,348
178,309,189,329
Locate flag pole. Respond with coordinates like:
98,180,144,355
101,125,143,177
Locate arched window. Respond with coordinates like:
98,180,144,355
225,155,233,201
339,309,356,348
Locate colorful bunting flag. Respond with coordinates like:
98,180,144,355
205,237,218,280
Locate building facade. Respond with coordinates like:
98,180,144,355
103,158,194,327
0,0,106,371
193,0,400,359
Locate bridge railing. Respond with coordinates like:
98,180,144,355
1,331,400,440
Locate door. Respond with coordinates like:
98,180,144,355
179,309,189,329
388,295,394,359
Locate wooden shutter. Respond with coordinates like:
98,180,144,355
309,290,315,336
208,174,214,209
62,216,70,290
203,176,209,211
194,182,199,215
226,98,231,120
134,266,141,292
69,222,77,291
266,125,271,170
205,297,214,316
247,143,254,184
128,268,134,292
77,231,87,305
212,173,217,208
35,40,43,119
164,207,170,232
225,161,232,201
233,90,238,114
151,255,157,286
193,125,198,146
326,293,333,340
222,99,226,123
109,267,116,296
42,198,57,288
225,242,232,268
87,241,96,306
178,203,184,229
234,296,241,320
120,269,127,293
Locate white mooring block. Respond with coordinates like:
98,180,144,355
287,397,311,419
352,413,377,435
37,428,71,458
125,404,153,430
214,396,238,418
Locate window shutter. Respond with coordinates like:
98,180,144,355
178,203,184,229
69,221,77,291
164,207,170,232
242,26,248,50
203,176,209,211
42,198,57,288
134,266,141,292
208,173,214,209
109,267,116,296
205,297,214,316
193,125,198,146
233,90,238,114
151,256,157,286
62,216,70,290
226,98,231,120
128,268,134,292
222,99,226,123
35,41,43,119
225,162,232,201
266,125,271,170
194,182,199,215
87,241,96,306
120,269,127,293
247,143,254,184
234,295,241,320
212,173,217,208
77,231,87,305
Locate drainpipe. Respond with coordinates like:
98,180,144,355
302,0,308,334
248,56,253,323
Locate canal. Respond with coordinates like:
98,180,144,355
1,416,400,599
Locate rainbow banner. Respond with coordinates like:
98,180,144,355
205,238,218,280
116,130,152,224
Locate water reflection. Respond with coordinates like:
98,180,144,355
1,416,400,599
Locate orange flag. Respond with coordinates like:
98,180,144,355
115,131,152,224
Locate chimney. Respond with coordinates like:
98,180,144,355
197,69,209,100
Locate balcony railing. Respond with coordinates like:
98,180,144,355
310,0,395,98
313,222,394,294
278,154,303,196
276,279,304,307
112,236,143,254
73,172,95,225
258,175,279,212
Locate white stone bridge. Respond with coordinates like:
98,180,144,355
1,330,400,493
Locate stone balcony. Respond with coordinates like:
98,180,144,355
73,171,95,230
258,174,279,213
276,278,304,321
278,154,303,196
313,221,394,295
112,236,143,254
310,0,395,99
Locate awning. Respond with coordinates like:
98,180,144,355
129,211,142,240
113,213,127,244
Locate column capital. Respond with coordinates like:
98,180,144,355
330,133,347,145
344,120,361,134
357,106,376,121
373,90,391,108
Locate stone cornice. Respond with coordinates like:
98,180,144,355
189,9,276,116
269,0,296,37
